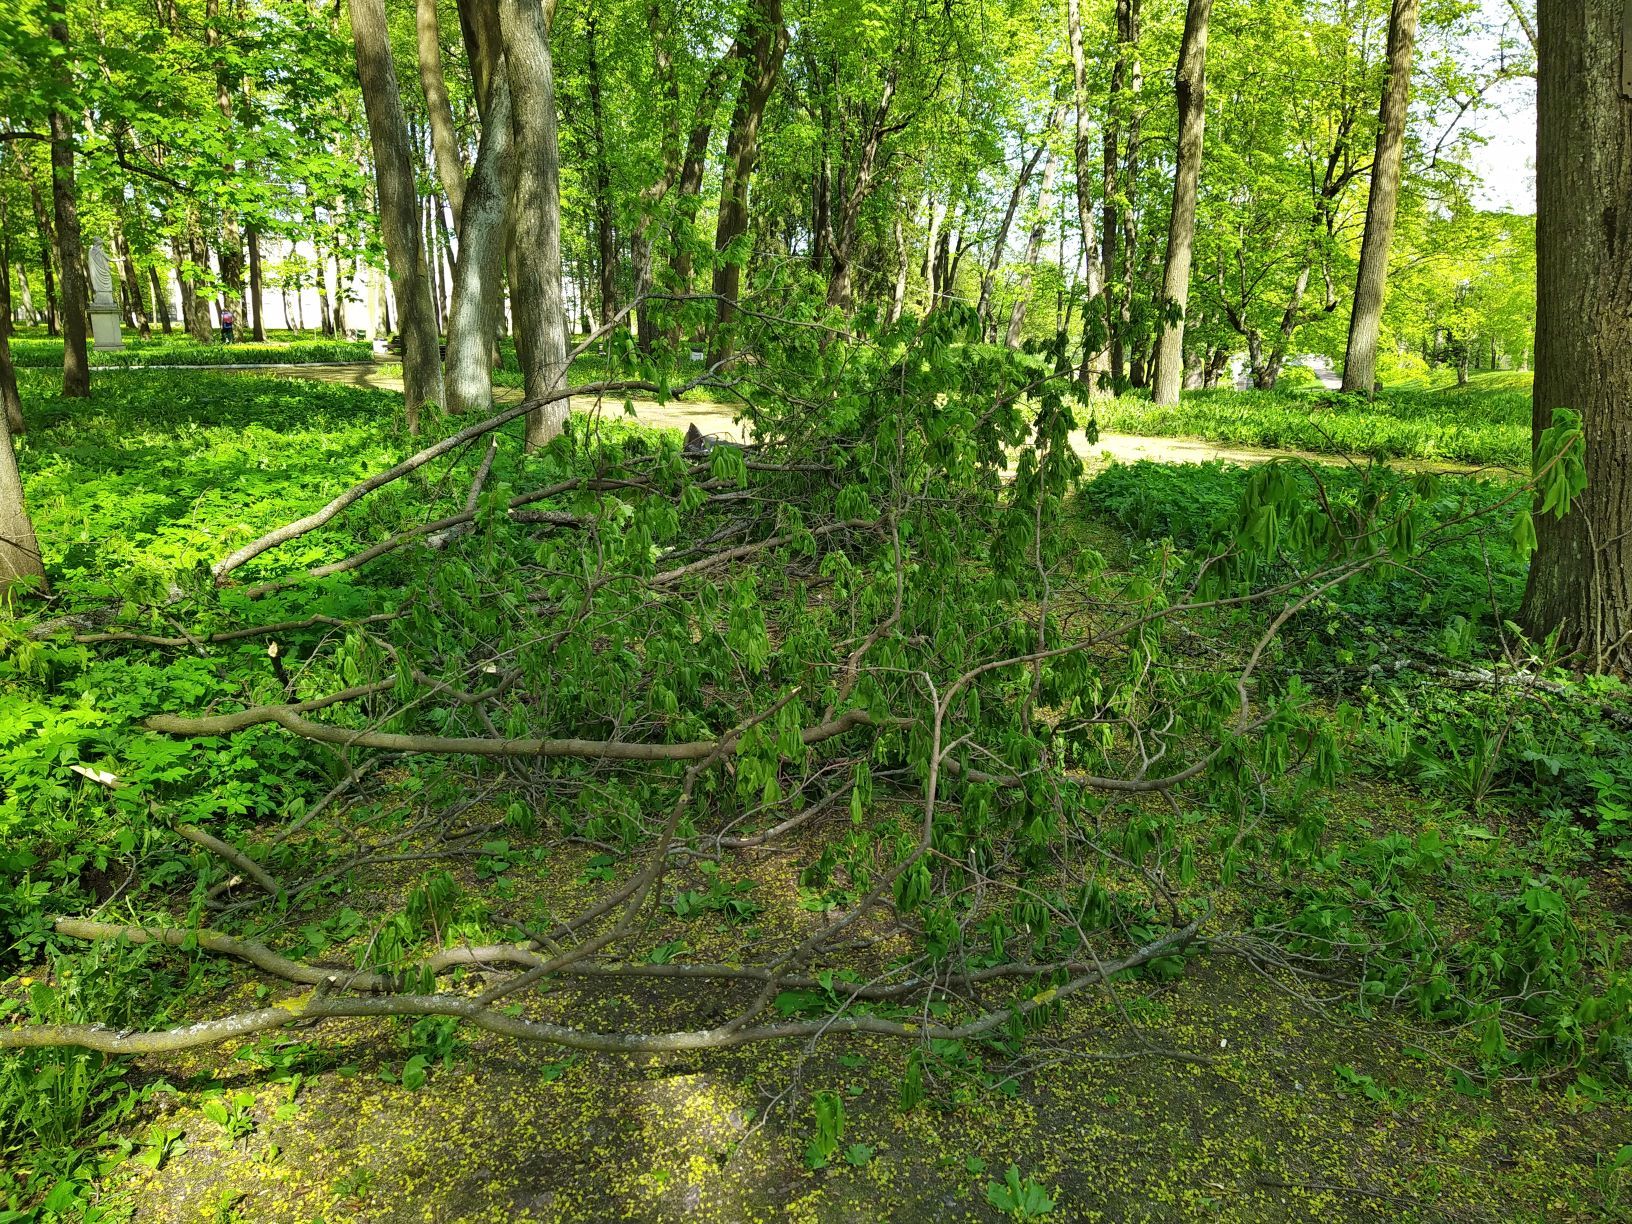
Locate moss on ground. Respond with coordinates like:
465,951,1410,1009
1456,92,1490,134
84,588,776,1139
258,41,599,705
84,826,1630,1224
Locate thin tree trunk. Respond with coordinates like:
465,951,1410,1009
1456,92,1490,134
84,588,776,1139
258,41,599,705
1007,119,1064,348
247,225,266,339
350,0,444,430
114,226,151,338
24,176,58,337
1066,0,1109,387
0,231,24,435
586,13,618,325
416,0,467,227
1520,0,1632,668
887,213,908,325
976,140,1046,331
713,0,788,349
1149,0,1214,406
499,0,570,448
149,265,172,334
1339,0,1420,395
48,0,90,397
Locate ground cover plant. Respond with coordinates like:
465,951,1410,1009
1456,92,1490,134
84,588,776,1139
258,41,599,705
0,313,1627,1220
9,333,373,370
1090,372,1532,468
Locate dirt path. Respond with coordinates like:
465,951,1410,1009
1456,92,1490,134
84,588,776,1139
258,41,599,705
269,364,1481,475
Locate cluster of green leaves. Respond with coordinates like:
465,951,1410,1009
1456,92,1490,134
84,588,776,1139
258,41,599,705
1091,374,1531,466
1082,458,1527,644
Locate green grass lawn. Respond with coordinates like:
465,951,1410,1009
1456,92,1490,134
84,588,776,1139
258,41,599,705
1092,370,1532,467
9,328,372,369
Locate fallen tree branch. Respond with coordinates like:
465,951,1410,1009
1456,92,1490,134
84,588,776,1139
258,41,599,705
174,826,282,897
2,918,1201,1055
211,369,722,583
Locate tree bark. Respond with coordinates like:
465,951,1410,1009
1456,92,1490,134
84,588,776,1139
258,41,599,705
1519,0,1632,669
1066,0,1109,388
499,0,570,448
824,70,897,313
23,175,59,337
1339,0,1420,394
445,75,514,416
0,234,24,435
586,13,618,325
149,265,172,334
416,0,467,227
247,225,266,339
0,358,45,597
47,0,90,398
350,0,444,430
114,226,151,339
1149,0,1214,406
713,0,788,348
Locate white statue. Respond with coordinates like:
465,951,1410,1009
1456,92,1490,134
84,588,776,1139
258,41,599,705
87,237,124,349
88,239,116,305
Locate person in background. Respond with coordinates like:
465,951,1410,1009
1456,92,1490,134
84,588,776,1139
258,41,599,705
220,306,236,344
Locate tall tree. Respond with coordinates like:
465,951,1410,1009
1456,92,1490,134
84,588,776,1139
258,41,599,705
1066,0,1108,386
349,0,444,430
1519,0,1632,670
416,0,467,226
500,0,570,448
1150,0,1214,406
1340,0,1421,394
47,0,90,398
712,0,788,345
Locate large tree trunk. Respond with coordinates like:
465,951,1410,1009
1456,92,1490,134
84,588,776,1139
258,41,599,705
350,0,444,431
445,75,514,416
1066,0,1109,388
0,353,45,597
1339,0,1420,395
499,0,570,449
47,0,90,398
1519,0,1632,670
1149,0,1214,406
713,0,788,348
175,224,215,342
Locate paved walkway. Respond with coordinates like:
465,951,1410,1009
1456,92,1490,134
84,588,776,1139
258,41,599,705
264,363,1483,475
